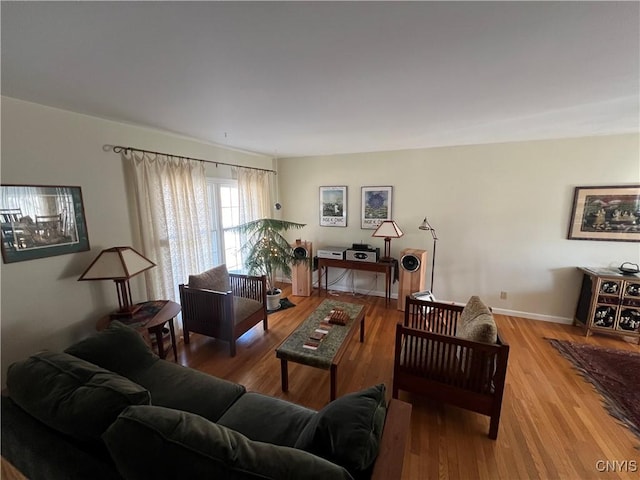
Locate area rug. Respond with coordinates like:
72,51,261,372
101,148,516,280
548,338,640,439
267,297,296,314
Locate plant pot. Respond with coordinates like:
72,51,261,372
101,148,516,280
266,289,282,311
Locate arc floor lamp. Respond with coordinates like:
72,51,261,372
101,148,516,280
419,217,438,293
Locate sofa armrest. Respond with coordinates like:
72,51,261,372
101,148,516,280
370,398,412,480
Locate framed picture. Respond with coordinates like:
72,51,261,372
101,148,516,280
320,186,347,227
1,184,90,263
361,186,393,229
567,185,640,242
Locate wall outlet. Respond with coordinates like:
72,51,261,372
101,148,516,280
500,291,508,300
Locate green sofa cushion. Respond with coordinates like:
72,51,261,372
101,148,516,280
127,359,246,422
104,405,354,480
217,392,315,447
65,320,159,376
6,351,150,442
294,384,387,477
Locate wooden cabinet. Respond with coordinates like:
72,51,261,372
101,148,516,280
574,267,640,344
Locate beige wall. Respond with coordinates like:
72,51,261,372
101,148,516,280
278,134,640,321
2,96,639,386
0,97,272,384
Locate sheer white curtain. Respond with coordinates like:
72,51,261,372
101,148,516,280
233,166,274,223
124,151,213,329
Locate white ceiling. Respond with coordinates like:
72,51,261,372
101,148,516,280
2,1,639,158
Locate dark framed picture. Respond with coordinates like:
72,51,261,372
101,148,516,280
320,186,347,227
361,186,393,229
567,185,640,242
1,184,90,263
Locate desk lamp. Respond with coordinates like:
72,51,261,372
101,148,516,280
419,217,438,293
79,246,156,318
372,220,404,261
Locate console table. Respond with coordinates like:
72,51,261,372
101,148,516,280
574,267,640,344
317,257,394,306
96,300,181,361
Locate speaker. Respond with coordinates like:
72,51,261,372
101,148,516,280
291,240,312,296
397,248,427,311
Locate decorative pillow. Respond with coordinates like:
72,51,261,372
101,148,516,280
456,296,497,344
188,264,230,292
7,351,150,442
294,384,387,477
103,405,354,480
65,320,158,376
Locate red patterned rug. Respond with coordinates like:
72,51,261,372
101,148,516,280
548,339,640,440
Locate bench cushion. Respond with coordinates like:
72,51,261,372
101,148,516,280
233,296,263,325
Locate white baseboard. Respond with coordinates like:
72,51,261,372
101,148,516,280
430,299,573,324
297,276,575,325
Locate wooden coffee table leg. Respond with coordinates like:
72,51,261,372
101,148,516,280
280,358,289,392
330,364,337,401
360,316,365,342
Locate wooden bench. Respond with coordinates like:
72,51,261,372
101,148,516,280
392,297,509,439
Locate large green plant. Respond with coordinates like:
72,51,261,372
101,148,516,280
230,218,307,294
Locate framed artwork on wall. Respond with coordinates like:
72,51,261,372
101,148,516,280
320,186,347,227
361,186,393,229
1,184,90,263
567,185,640,242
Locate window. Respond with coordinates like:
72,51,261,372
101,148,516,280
207,179,243,271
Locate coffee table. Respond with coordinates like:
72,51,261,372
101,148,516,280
276,300,365,401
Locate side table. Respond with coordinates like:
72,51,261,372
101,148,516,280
96,300,181,361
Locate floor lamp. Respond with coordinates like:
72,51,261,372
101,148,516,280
418,217,438,293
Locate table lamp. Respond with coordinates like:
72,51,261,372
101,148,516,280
372,220,404,261
78,246,156,318
419,217,438,292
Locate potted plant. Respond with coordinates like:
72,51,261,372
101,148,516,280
230,218,307,311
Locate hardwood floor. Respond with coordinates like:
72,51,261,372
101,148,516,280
177,285,640,480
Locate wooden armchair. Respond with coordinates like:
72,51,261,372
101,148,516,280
179,270,268,357
392,296,509,439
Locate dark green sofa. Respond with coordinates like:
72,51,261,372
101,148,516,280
2,321,411,480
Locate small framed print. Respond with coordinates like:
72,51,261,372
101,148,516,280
567,185,640,242
320,186,347,227
361,186,393,229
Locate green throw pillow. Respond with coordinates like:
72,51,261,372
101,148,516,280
104,405,354,480
294,384,387,477
65,320,158,376
7,351,150,442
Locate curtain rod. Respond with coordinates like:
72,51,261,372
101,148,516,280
111,145,277,175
